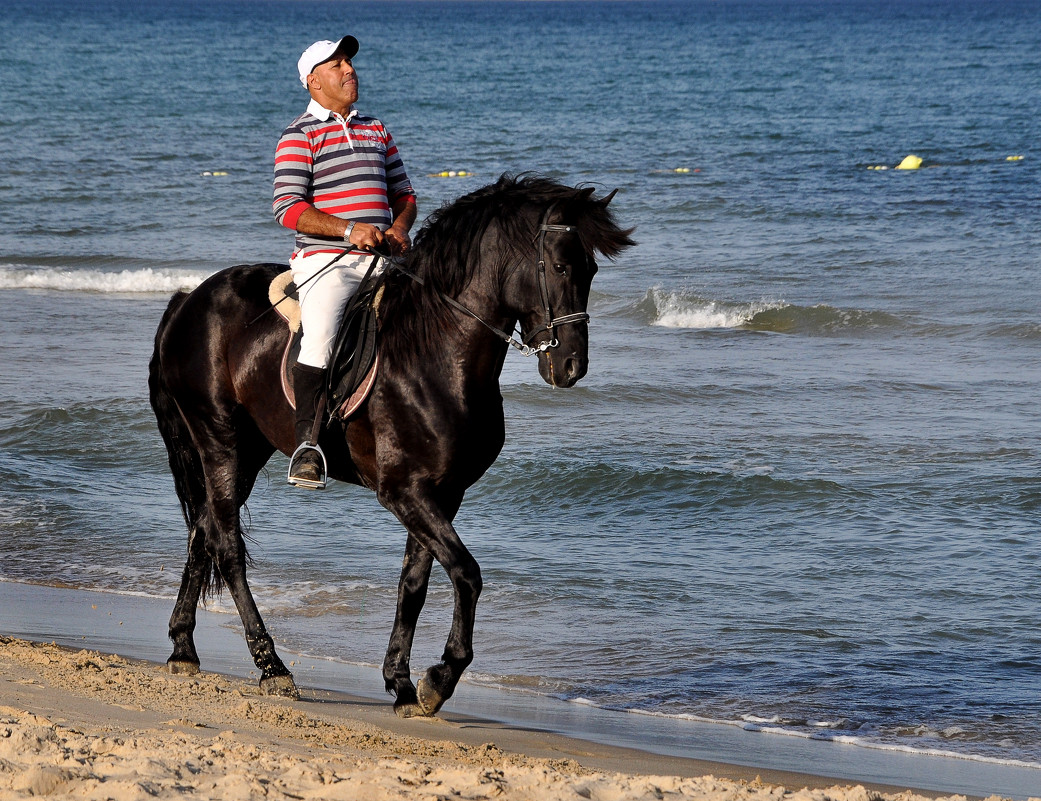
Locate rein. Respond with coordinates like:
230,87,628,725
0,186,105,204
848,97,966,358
246,247,380,329
387,210,589,358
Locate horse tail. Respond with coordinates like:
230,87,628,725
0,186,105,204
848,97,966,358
148,291,221,596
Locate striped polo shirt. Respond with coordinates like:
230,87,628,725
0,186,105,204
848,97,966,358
273,99,416,258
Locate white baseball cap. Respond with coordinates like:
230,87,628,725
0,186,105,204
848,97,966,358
297,36,359,87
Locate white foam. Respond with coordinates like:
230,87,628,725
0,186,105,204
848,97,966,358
649,288,785,329
0,265,211,294
565,697,1041,771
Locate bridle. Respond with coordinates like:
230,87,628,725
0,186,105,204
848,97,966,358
388,206,590,358
522,215,591,352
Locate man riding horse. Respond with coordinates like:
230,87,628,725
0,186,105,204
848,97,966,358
273,35,418,488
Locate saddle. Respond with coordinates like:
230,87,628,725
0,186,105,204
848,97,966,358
268,267,382,421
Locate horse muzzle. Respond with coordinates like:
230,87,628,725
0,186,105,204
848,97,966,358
537,346,588,388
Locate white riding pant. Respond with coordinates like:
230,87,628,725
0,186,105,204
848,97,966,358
291,250,381,369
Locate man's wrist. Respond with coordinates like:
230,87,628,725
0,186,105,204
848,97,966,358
343,221,356,241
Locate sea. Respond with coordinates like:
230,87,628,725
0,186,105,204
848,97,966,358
2,0,1040,794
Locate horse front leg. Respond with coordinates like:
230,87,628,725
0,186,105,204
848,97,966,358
383,533,434,717
380,489,481,717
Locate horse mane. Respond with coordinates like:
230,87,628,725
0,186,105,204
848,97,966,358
379,173,635,363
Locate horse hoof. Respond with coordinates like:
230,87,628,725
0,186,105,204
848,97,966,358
167,660,200,676
260,674,299,699
394,701,431,719
416,677,445,716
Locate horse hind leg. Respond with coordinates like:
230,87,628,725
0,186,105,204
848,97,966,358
166,397,294,696
197,433,296,698
167,523,209,674
151,346,212,676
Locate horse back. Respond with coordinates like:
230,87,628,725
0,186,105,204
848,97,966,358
154,263,295,446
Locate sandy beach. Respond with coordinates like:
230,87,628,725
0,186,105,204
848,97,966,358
0,633,1031,801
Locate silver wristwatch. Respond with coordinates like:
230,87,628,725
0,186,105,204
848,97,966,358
343,221,356,241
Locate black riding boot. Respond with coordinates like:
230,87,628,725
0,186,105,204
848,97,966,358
288,363,328,488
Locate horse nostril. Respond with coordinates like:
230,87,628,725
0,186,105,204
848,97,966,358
564,356,586,385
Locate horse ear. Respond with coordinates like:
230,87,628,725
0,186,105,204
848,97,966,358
570,186,596,207
559,186,597,220
599,188,619,206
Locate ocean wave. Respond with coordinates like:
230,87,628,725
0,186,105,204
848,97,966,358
636,287,908,336
638,287,786,329
473,457,853,514
0,264,212,294
743,302,908,335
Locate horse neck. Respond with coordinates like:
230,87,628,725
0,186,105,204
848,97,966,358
438,281,516,395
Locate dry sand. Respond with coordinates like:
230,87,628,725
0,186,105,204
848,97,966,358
0,635,1030,801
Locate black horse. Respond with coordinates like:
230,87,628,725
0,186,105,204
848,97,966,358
148,174,634,716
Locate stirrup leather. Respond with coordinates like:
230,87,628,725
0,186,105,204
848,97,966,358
287,442,328,489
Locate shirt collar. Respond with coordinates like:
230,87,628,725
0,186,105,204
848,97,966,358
307,98,358,123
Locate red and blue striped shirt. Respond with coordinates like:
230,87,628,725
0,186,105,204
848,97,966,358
273,100,416,257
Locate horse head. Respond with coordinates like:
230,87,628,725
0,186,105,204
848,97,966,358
514,186,635,388
377,174,634,388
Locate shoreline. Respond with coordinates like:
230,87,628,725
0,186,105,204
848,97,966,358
1,580,1039,800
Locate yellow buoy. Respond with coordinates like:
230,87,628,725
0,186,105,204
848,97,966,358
1006,155,1024,162
895,155,923,170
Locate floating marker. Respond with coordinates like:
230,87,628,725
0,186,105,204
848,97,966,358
895,155,923,170
430,170,472,177
1006,155,1024,161
201,171,229,177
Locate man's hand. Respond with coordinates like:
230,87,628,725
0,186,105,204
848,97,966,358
346,221,386,252
384,221,412,257
294,202,415,256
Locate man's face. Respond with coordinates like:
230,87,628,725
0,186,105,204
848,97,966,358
308,50,358,111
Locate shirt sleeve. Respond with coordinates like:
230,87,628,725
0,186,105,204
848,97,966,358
383,129,417,207
273,124,314,230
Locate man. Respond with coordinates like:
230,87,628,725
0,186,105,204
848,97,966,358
273,35,417,488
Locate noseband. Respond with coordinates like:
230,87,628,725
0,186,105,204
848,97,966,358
388,207,590,358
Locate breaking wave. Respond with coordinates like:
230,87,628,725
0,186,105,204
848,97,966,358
0,264,212,294
638,287,907,335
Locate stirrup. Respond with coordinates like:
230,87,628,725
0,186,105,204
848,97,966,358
287,442,328,489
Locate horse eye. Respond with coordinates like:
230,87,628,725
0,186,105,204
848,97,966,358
553,263,569,276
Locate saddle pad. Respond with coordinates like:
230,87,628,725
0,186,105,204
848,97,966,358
280,329,379,419
269,270,301,333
